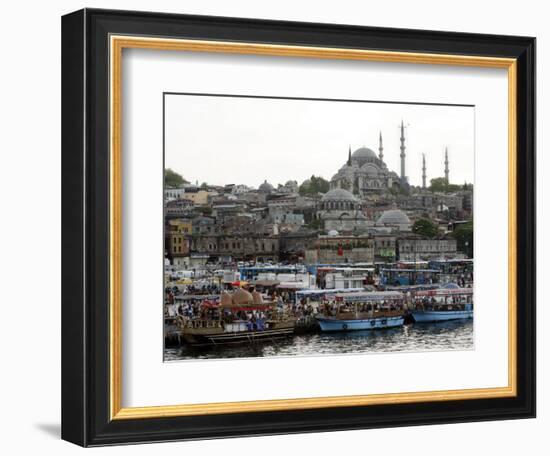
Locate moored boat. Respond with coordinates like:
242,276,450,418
316,291,406,332
179,288,296,346
410,287,473,323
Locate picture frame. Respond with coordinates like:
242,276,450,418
61,8,536,446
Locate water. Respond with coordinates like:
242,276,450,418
164,320,473,361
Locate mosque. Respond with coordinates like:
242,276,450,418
318,120,429,233
330,121,409,197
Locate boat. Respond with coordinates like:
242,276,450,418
179,288,296,346
410,287,473,322
315,291,406,332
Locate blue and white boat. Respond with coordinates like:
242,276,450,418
410,287,473,323
316,291,406,332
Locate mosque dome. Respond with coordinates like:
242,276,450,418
352,147,377,160
258,180,274,193
327,230,339,236
321,188,357,202
377,209,411,225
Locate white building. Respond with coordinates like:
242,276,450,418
164,186,186,202
324,268,373,289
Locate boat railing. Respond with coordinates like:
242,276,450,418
178,313,293,330
412,302,473,311
332,309,404,319
180,318,222,329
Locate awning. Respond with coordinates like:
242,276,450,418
276,283,309,290
229,280,248,287
253,280,281,287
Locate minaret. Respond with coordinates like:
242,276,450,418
400,120,406,182
378,131,384,161
347,145,352,166
444,147,449,184
422,153,427,189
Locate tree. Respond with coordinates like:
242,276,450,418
197,206,213,216
306,218,323,230
452,220,473,258
298,175,330,195
429,177,462,193
412,218,439,238
165,168,188,187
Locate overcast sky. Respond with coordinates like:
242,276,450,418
165,94,474,189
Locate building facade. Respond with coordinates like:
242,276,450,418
396,237,458,261
305,235,375,264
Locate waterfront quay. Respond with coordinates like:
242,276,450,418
164,259,474,351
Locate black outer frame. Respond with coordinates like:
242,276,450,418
61,8,536,447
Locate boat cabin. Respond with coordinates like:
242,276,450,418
321,291,406,320
410,288,474,311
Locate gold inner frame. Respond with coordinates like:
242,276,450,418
109,35,517,420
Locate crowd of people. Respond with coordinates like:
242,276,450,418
164,267,475,327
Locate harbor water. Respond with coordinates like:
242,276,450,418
164,319,473,361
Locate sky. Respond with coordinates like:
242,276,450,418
165,93,474,189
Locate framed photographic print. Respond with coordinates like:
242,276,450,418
61,8,536,446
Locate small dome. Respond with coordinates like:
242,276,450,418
377,209,411,225
328,229,339,236
232,288,254,305
251,290,264,305
258,180,274,193
321,188,357,202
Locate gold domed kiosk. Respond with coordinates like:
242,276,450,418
251,290,264,305
231,288,254,306
220,291,233,307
